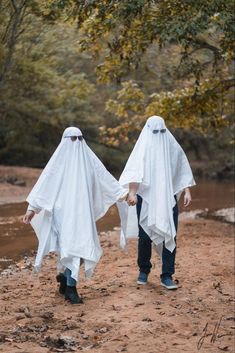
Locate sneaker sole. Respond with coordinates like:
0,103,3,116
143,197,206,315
65,298,84,304
160,282,178,290
137,280,147,285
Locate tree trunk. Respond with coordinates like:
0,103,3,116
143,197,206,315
0,0,27,83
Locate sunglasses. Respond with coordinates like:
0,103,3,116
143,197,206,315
152,129,166,134
64,136,83,141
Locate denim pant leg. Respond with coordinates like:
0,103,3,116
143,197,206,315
161,199,179,279
137,195,152,274
64,268,76,287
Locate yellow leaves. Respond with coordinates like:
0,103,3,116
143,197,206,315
222,49,234,63
100,80,147,146
106,99,128,118
105,81,145,119
99,120,137,147
145,79,230,131
96,56,127,84
105,99,118,112
117,81,145,101
116,105,129,118
73,74,96,100
100,77,232,147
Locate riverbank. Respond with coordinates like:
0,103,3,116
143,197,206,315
0,165,234,352
0,166,41,205
0,219,234,353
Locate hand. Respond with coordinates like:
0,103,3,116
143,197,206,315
127,193,137,206
118,191,128,202
23,210,35,224
184,188,192,207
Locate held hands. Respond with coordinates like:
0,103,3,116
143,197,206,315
184,188,192,207
127,192,137,206
127,182,139,206
23,210,35,224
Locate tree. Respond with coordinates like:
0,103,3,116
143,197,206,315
42,0,234,145
0,0,234,176
0,2,98,166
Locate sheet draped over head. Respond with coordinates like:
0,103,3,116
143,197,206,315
27,127,125,281
118,116,196,251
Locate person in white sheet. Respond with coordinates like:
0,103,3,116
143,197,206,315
23,127,126,304
118,116,195,289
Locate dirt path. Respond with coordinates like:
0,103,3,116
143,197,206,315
0,219,234,353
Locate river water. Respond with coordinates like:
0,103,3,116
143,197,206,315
0,179,234,270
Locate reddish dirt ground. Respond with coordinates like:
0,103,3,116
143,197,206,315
0,220,234,353
0,165,234,353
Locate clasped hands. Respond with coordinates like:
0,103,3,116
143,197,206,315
23,188,192,224
126,188,192,207
126,192,138,206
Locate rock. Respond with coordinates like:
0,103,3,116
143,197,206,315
40,311,54,320
0,333,6,342
213,208,235,223
6,176,18,184
179,209,204,220
18,305,31,318
82,334,89,340
142,317,153,322
116,347,127,352
134,302,145,307
218,346,229,351
64,321,79,330
173,303,182,309
16,314,25,321
96,327,109,333
14,180,26,187
0,176,26,186
41,334,78,350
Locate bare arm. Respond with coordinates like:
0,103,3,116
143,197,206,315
184,187,192,207
127,182,139,206
23,204,41,224
23,210,35,224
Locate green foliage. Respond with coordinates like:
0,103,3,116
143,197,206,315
101,78,231,146
43,0,235,146
0,2,98,166
0,0,234,177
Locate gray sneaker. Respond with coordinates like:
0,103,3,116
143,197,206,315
160,277,178,290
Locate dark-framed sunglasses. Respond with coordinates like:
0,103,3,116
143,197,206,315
64,136,83,141
152,129,166,134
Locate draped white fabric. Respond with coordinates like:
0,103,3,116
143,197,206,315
27,127,125,281
118,116,196,251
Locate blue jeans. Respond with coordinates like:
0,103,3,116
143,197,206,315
64,268,76,287
136,195,178,279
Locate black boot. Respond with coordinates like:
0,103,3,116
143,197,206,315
65,286,83,304
56,273,67,295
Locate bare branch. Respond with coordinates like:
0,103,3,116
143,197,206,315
0,0,28,83
1,13,14,44
192,39,221,56
15,28,25,39
10,0,18,13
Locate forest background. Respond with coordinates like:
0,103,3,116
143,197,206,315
0,0,234,178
